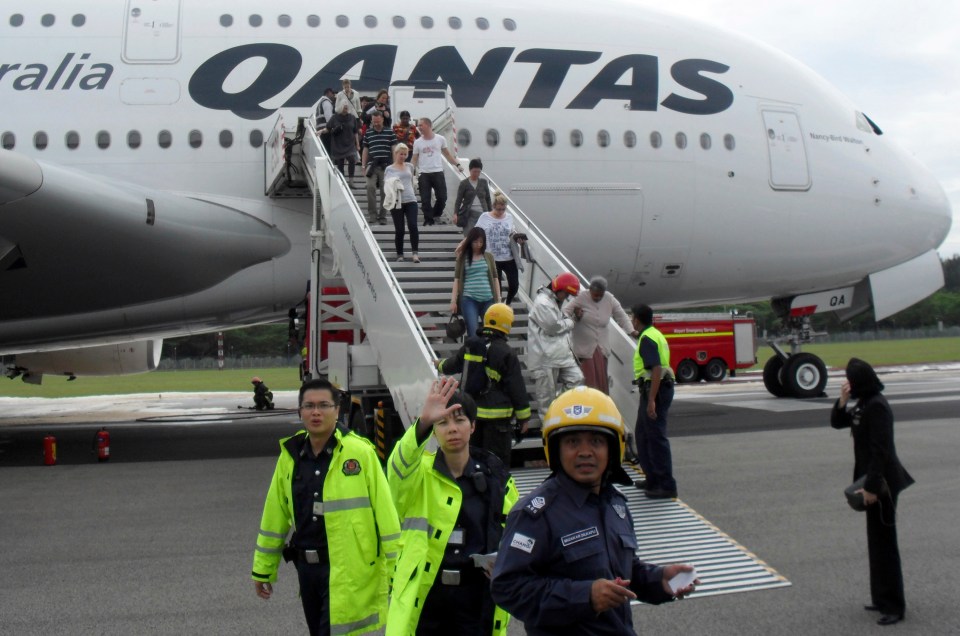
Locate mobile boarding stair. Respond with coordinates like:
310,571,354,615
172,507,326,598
267,113,791,599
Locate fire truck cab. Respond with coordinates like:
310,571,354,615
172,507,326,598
654,313,757,383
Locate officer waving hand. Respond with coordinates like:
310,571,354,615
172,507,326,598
490,387,697,635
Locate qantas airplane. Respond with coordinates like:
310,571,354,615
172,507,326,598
0,1,952,396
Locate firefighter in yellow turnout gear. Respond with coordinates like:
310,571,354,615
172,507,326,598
252,379,401,636
387,377,518,636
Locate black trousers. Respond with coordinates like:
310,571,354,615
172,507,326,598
866,491,905,615
418,171,447,223
295,561,331,636
495,259,519,304
471,417,513,467
417,578,488,636
392,201,420,256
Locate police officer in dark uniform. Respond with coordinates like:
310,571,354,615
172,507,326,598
491,387,697,635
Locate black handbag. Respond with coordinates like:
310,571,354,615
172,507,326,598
844,475,889,511
445,313,466,340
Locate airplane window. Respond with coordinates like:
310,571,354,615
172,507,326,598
724,134,736,150
65,131,80,150
515,129,528,147
543,129,556,147
393,16,406,28
219,130,233,148
449,17,462,30
421,17,434,29
97,131,111,150
128,131,142,149
9,14,24,27
220,14,233,27
41,14,55,27
675,132,687,149
158,130,172,149
503,18,517,31
457,128,471,148
336,15,349,28
249,15,262,27
364,16,378,28
189,130,202,149
1,132,14,150
570,129,583,148
307,15,320,28
477,18,490,30
250,130,264,148
649,131,662,149
72,14,86,27
486,129,500,147
598,130,610,148
278,15,292,28
624,131,637,148
700,133,712,150
34,132,49,150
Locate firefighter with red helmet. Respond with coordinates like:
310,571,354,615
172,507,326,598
528,272,584,416
491,387,698,635
251,377,275,411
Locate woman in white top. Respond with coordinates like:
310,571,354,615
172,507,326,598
384,144,420,262
474,192,522,304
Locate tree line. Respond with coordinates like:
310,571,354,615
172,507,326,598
161,256,960,360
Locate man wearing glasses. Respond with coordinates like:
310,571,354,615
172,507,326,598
252,379,401,636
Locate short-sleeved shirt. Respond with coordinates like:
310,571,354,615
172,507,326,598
475,212,515,262
413,135,447,173
385,164,418,204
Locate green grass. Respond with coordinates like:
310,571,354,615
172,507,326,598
2,337,958,398
746,337,960,371
0,367,303,398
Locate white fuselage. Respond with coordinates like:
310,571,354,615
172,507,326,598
0,0,951,353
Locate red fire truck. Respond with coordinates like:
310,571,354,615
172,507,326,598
653,313,757,383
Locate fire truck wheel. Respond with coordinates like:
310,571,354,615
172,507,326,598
702,358,727,382
675,359,700,383
783,353,827,398
762,356,790,397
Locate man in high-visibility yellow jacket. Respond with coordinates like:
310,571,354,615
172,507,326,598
387,377,518,636
252,378,401,636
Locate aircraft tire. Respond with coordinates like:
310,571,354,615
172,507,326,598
702,358,728,382
676,359,700,383
763,355,790,397
783,353,828,399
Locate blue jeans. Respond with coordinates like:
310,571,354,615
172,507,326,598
460,295,493,339
635,381,676,491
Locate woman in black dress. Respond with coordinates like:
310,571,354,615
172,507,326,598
831,358,914,626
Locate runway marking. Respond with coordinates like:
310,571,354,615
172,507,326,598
511,467,791,599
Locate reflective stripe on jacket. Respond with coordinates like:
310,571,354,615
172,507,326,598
386,423,519,636
633,325,672,381
252,427,401,636
437,333,531,422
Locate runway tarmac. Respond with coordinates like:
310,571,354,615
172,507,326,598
2,369,958,634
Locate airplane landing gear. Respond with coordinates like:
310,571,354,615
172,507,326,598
763,313,829,399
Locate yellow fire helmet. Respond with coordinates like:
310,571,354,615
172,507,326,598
541,386,633,485
483,302,514,334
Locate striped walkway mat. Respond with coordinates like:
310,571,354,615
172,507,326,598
511,467,791,599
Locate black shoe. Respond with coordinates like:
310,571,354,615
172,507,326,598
864,605,880,612
633,479,647,490
645,488,678,499
877,614,903,626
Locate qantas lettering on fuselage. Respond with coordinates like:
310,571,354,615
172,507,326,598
0,53,113,90
188,44,734,120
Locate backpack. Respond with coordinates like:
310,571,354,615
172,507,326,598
461,336,493,398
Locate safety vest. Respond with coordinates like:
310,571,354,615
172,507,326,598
386,423,518,636
252,427,401,636
633,325,673,381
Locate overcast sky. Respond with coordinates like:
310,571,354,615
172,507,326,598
634,0,960,258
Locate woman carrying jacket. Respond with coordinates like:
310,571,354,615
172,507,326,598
831,358,914,627
454,158,493,234
451,226,500,338
387,378,517,636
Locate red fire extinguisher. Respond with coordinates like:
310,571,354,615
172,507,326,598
95,427,110,462
43,435,57,466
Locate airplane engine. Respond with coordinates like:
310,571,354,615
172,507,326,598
6,339,162,384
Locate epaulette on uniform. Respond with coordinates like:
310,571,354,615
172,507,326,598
523,494,549,517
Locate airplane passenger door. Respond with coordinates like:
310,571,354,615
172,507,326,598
761,110,811,191
122,0,182,64
390,81,453,127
